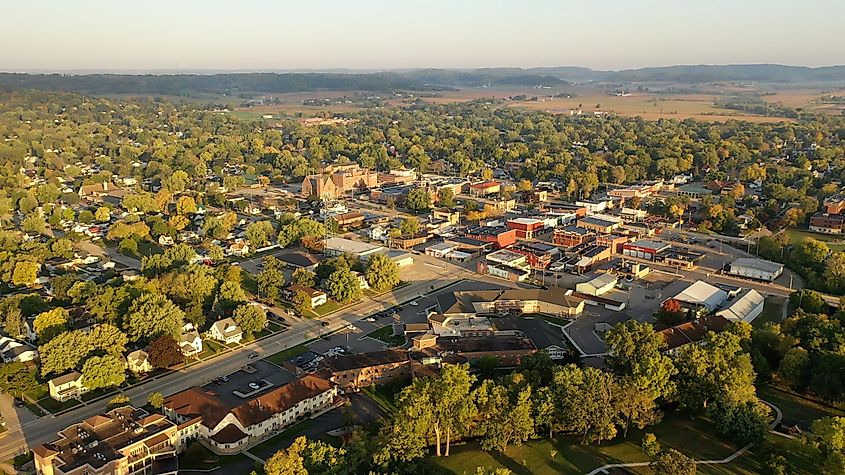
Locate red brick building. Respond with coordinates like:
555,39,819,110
464,226,517,249
553,226,595,247
509,242,555,269
506,218,545,239
595,234,629,253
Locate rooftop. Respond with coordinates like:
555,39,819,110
326,237,384,255
730,257,784,274
324,349,409,372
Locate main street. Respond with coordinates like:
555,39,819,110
0,253,478,460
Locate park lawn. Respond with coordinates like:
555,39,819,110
708,433,817,475
784,228,845,251
264,344,309,366
758,383,845,425
365,325,405,347
754,296,786,327
433,412,741,475
37,396,81,413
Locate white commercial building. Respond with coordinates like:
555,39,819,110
575,273,618,296
668,280,728,312
325,237,384,258
728,258,784,282
716,289,765,323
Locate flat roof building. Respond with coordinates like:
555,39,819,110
728,258,784,282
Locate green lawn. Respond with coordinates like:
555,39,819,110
362,384,400,414
38,396,81,413
203,340,225,355
758,383,845,425
312,300,343,317
434,412,740,475
784,228,845,251
754,296,786,327
248,419,313,458
365,325,405,347
264,344,309,366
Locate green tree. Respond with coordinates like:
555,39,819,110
33,308,70,342
124,293,185,342
12,261,39,287
291,268,316,288
95,206,111,222
476,380,534,452
148,392,164,409
264,436,308,475
38,329,93,376
552,365,619,444
779,347,811,389
233,304,267,337
302,438,347,475
405,188,431,212
257,264,285,304
437,187,455,207
213,281,248,316
652,448,696,475
365,254,400,292
399,216,421,236
107,394,131,409
81,354,126,390
245,220,275,247
674,330,757,411
325,268,362,303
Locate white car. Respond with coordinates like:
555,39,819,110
364,317,376,322
409,301,419,306
248,382,260,390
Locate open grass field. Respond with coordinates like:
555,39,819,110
433,412,741,475
783,228,845,251
762,88,845,115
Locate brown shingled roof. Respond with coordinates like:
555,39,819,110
164,374,334,430
210,424,248,444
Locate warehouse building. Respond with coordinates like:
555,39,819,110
727,258,784,282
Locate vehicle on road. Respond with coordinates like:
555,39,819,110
409,301,419,306
321,321,330,327
248,352,258,359
364,317,376,322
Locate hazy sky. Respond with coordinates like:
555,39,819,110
2,0,843,72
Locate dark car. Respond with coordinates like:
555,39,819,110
321,321,330,327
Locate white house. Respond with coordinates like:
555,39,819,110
0,336,38,363
158,235,175,246
352,271,370,290
226,239,250,257
180,328,203,357
363,225,387,242
127,349,153,374
48,371,88,402
284,284,328,309
209,318,243,344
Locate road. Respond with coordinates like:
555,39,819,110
0,253,475,460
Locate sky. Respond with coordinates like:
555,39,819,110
2,0,844,72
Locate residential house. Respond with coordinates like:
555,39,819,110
209,318,243,345
127,349,153,374
48,371,88,402
284,284,328,309
180,328,203,357
226,239,250,257
0,336,38,363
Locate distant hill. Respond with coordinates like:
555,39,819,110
0,72,437,96
1,64,843,96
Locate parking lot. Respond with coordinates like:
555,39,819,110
201,360,297,406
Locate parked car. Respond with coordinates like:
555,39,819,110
248,352,259,359
248,382,260,390
364,317,376,322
